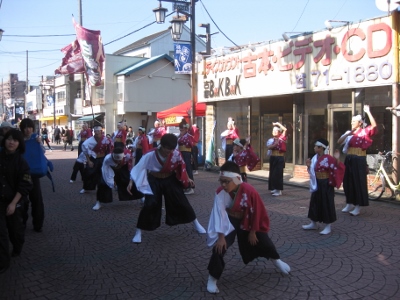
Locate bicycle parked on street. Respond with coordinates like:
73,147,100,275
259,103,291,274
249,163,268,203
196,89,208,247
368,151,400,201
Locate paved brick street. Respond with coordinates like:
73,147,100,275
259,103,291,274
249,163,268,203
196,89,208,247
1,144,400,299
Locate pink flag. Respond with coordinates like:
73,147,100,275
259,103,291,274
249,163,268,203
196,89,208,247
74,19,105,87
55,40,85,75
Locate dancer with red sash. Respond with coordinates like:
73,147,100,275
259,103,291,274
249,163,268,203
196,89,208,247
228,138,260,182
206,161,290,294
127,133,206,244
81,125,113,196
302,138,345,235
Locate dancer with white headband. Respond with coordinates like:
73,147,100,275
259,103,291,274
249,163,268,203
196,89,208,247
92,144,142,211
220,117,239,162
177,119,196,195
132,126,149,166
337,105,377,216
206,161,290,294
266,122,287,196
303,138,345,235
228,137,260,182
127,133,206,244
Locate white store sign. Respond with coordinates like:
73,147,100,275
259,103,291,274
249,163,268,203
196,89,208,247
198,15,394,102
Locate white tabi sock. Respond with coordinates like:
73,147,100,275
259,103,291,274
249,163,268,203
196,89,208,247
193,219,206,234
272,259,291,275
132,229,142,243
92,201,101,211
350,205,360,216
320,224,331,235
207,275,219,294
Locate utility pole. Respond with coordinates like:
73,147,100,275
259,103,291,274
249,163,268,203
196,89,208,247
78,0,84,126
25,50,28,120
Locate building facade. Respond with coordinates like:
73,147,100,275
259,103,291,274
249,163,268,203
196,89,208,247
198,13,399,178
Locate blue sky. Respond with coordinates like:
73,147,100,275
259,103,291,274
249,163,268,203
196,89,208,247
0,0,389,86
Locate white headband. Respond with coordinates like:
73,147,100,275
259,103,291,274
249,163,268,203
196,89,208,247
112,153,124,160
315,141,328,148
273,126,282,132
219,171,243,184
352,115,362,122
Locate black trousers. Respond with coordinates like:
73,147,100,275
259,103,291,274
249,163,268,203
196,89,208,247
135,149,143,165
268,156,285,191
0,200,26,269
23,176,44,230
70,161,85,181
192,145,199,171
181,151,193,181
225,144,233,161
207,216,280,280
137,174,196,231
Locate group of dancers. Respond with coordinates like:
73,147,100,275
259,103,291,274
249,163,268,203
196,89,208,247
66,105,377,294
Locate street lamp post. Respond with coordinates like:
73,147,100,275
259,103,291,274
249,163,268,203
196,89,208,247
153,0,197,124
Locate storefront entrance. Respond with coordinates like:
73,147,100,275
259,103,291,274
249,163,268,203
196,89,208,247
328,105,352,160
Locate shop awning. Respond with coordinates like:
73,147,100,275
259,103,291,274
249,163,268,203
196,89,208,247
39,116,61,121
157,100,206,122
77,114,102,121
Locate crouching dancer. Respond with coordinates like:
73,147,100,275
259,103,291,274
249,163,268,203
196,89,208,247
127,133,206,244
206,161,290,294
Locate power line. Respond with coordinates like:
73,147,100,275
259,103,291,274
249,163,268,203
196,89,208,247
291,0,311,32
199,0,239,48
3,34,75,37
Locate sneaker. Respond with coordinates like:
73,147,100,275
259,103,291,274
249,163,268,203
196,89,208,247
272,190,282,196
79,189,86,194
71,148,74,151
184,188,194,195
193,170,198,175
69,180,74,183
270,189,278,194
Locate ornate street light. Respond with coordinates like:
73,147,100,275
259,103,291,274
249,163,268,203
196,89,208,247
153,0,197,124
153,2,168,24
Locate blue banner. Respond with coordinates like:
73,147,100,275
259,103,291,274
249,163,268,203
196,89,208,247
174,43,192,74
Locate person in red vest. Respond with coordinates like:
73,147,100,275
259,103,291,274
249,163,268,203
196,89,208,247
133,127,149,165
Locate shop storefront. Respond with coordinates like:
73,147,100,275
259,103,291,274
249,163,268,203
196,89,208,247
198,14,399,178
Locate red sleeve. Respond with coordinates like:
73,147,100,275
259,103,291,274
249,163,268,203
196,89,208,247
142,136,149,154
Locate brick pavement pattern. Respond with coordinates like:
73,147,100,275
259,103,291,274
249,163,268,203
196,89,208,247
1,144,400,299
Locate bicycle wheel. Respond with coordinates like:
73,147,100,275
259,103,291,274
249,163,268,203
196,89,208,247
368,173,385,201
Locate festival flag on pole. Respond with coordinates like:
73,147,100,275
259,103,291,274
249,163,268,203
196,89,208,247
73,19,105,87
55,40,85,75
55,19,105,87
